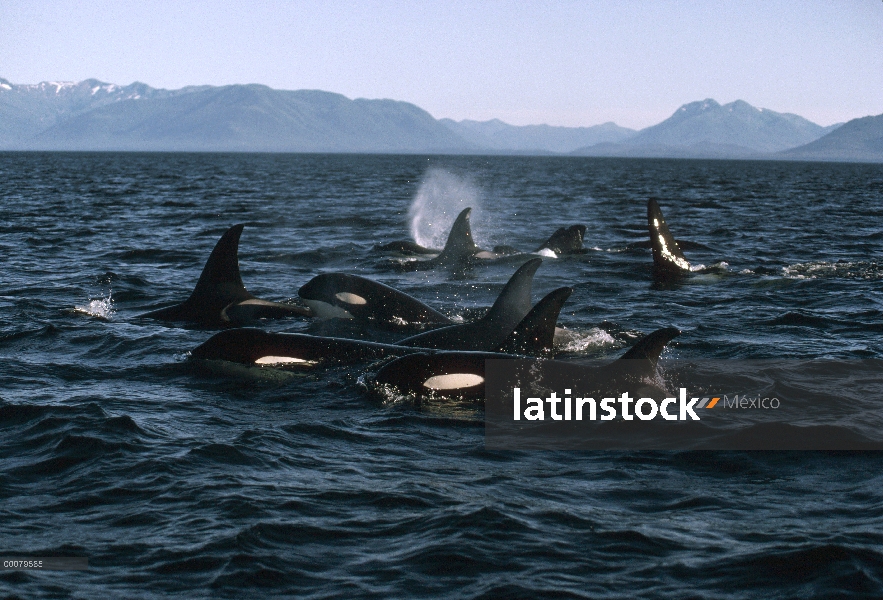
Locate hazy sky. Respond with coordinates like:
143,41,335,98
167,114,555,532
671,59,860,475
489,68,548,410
2,1,881,129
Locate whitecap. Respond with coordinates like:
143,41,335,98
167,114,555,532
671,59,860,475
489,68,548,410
783,261,883,280
554,327,616,353
73,293,115,320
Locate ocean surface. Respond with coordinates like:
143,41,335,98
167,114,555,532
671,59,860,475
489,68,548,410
2,152,883,598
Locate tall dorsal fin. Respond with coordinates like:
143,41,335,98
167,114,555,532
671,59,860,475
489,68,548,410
139,224,256,323
434,207,479,265
185,223,255,306
483,258,542,330
496,287,572,356
394,258,543,351
648,199,690,274
619,328,680,368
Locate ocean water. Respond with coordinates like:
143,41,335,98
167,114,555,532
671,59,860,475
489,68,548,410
2,152,883,598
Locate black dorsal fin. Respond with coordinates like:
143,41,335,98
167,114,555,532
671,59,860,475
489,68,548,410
140,224,255,323
648,199,690,274
496,287,572,355
483,258,543,330
434,207,479,265
186,224,255,306
619,328,681,368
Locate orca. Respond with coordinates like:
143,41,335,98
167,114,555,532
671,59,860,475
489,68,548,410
429,207,497,266
191,327,405,366
536,225,588,255
298,256,567,334
378,207,486,268
190,286,573,366
648,198,691,279
139,224,310,327
298,273,453,328
375,351,495,398
379,206,586,266
396,258,542,350
372,328,681,400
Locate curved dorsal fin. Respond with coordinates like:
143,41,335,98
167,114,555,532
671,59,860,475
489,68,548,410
394,258,543,351
619,327,681,367
483,258,542,330
648,199,690,274
434,207,479,265
497,287,572,356
140,224,256,323
185,223,255,306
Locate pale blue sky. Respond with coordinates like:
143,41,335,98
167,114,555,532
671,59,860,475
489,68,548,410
1,1,881,129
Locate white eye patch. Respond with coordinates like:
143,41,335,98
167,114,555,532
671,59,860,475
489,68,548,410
335,292,367,305
255,356,316,366
423,373,484,390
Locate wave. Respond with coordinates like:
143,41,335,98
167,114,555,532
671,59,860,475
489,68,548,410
71,293,115,320
783,261,883,280
554,327,617,353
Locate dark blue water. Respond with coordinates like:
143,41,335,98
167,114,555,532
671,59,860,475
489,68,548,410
2,152,883,598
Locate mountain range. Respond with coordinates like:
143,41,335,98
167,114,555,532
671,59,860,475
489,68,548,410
572,99,842,158
0,79,467,153
1,77,880,162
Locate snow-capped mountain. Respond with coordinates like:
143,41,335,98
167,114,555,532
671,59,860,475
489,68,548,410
1,79,865,159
